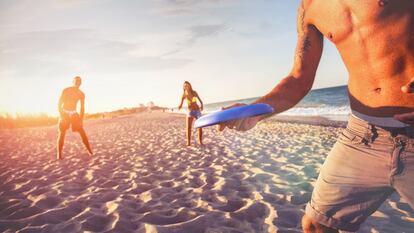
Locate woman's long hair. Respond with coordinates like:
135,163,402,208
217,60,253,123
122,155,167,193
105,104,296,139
183,81,196,96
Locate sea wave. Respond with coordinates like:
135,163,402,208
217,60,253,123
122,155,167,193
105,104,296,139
280,105,350,116
173,86,350,121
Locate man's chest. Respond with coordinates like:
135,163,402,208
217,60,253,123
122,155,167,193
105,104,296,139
307,0,411,43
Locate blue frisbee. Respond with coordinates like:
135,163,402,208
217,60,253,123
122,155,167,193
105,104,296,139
194,103,274,128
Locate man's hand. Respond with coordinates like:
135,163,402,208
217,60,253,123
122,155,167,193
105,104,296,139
217,103,260,132
58,108,65,118
200,105,204,111
401,77,414,93
394,78,414,126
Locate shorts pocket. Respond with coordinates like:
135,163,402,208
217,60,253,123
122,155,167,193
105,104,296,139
338,128,364,145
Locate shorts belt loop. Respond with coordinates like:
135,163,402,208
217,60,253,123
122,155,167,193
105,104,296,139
391,137,406,177
363,124,372,145
370,125,378,142
394,137,407,148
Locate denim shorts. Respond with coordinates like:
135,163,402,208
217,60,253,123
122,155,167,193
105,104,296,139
188,110,202,119
305,114,414,232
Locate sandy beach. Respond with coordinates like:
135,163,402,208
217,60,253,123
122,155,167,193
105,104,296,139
0,112,413,233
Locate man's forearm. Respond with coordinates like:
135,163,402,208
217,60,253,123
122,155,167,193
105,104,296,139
254,74,312,117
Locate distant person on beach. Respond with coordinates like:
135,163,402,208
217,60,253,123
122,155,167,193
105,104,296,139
178,81,204,146
57,76,93,159
219,1,414,232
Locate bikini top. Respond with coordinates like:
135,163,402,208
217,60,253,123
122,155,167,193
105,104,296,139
187,96,197,106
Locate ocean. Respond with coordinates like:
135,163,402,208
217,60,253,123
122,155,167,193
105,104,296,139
204,85,349,121
176,85,350,122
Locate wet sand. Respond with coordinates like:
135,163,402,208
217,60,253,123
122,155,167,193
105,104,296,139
0,112,413,232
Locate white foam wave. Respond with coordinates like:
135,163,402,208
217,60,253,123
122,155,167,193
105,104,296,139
280,105,350,116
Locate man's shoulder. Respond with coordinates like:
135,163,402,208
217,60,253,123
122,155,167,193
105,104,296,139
61,87,72,95
62,87,84,97
299,0,320,27
62,87,72,92
301,0,313,9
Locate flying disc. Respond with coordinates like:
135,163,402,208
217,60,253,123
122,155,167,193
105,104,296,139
194,103,274,128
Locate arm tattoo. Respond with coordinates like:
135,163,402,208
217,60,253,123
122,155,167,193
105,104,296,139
303,36,311,51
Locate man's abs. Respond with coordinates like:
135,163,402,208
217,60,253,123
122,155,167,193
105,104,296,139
348,74,414,117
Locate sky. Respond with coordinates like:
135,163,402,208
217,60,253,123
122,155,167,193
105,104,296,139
0,0,348,115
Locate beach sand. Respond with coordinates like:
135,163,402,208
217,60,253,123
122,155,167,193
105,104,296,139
0,112,413,233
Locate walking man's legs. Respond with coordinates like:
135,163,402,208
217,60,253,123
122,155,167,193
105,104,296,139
57,130,66,160
78,128,93,155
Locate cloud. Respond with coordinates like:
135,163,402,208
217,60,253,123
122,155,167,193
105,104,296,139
162,23,227,56
151,0,227,16
0,29,193,79
188,24,227,43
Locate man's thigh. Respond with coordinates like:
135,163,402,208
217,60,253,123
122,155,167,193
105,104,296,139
306,129,394,231
70,114,83,132
58,115,70,132
393,144,414,209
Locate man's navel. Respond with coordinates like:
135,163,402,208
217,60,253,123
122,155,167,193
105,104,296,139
373,87,382,94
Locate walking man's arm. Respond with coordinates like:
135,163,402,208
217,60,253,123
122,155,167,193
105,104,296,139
58,90,64,117
80,93,85,120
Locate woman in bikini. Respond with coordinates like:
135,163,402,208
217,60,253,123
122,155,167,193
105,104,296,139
178,81,204,146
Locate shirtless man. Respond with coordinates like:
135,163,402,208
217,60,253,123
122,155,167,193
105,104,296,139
219,0,414,232
57,76,93,159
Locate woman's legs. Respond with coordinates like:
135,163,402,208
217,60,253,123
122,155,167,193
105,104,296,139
197,127,203,145
186,117,194,146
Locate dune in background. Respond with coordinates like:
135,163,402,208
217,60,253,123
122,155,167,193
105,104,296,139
0,105,166,129
0,112,413,232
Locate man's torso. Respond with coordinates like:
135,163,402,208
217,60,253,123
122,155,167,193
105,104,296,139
305,0,414,116
61,87,84,111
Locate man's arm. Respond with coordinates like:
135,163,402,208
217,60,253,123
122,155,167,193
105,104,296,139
80,93,85,120
58,90,64,116
394,78,414,126
219,1,323,131
255,1,323,114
